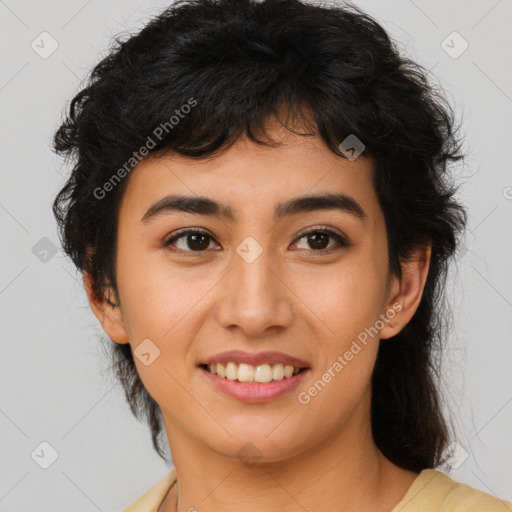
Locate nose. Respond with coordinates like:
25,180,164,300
214,245,294,337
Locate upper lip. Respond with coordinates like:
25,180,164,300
199,350,310,368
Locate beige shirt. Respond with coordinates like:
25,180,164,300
122,467,512,511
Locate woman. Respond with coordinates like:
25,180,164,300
52,0,512,510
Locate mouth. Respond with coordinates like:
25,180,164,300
198,350,311,378
197,358,311,403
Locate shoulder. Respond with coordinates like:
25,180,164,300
391,469,512,512
122,467,177,512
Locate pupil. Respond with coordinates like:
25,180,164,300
189,234,208,250
308,233,328,250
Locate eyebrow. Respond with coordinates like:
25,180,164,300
141,192,367,224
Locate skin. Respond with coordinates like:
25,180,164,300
84,120,431,512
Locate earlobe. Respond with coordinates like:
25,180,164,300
380,245,431,340
83,271,130,345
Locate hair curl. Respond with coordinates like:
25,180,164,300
53,0,467,470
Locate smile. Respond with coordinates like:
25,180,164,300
198,363,310,403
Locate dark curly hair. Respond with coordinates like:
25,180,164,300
52,0,467,471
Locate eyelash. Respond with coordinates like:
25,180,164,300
163,226,349,256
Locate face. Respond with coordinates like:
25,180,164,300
87,121,426,464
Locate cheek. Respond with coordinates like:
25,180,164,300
116,242,203,336
117,259,206,405
293,251,386,400
299,255,386,338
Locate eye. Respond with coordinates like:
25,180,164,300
163,226,349,255
164,228,220,253
293,227,349,253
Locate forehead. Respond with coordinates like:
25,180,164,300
118,127,380,225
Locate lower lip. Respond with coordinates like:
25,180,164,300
199,366,310,403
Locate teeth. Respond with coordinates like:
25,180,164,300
225,362,238,380
205,362,304,382
273,364,285,380
238,363,254,382
254,364,272,383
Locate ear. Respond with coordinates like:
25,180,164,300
380,244,431,340
83,271,130,344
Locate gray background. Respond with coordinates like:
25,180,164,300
1,0,511,510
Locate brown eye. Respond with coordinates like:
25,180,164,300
184,233,211,251
294,228,348,252
305,232,330,250
164,229,219,252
